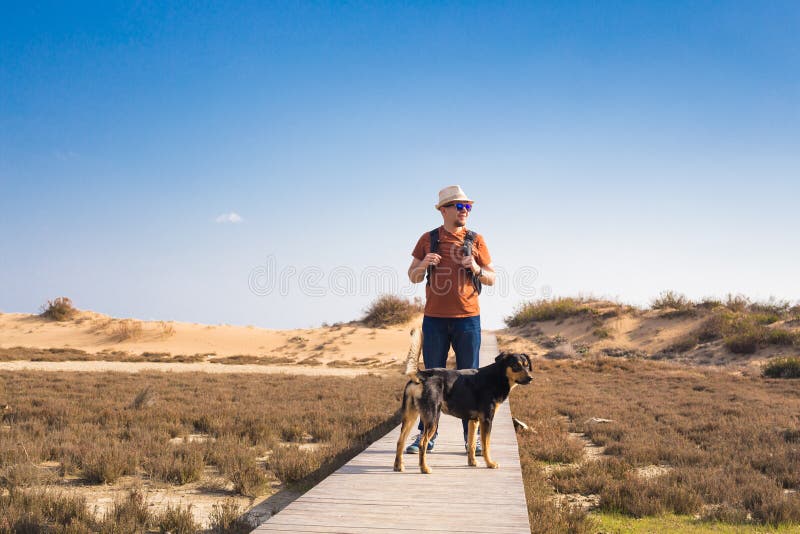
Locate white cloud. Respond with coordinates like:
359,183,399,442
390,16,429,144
215,212,243,224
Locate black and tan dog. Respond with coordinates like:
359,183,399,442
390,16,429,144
393,328,533,474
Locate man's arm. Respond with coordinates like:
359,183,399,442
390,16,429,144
408,253,441,283
460,255,496,286
476,262,496,287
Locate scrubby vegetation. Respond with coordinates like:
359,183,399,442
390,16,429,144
505,293,800,360
762,357,800,379
208,498,253,533
39,296,78,321
361,294,423,327
509,356,800,530
651,290,695,316
506,297,594,325
672,305,799,355
0,488,202,533
0,370,406,529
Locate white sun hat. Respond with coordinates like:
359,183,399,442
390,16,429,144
435,185,474,210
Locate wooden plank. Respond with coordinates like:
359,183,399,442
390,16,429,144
254,333,530,533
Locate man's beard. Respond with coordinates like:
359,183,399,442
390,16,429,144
454,219,466,227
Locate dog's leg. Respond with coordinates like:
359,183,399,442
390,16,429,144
479,418,498,469
466,419,478,467
394,411,418,472
394,391,419,472
418,422,437,474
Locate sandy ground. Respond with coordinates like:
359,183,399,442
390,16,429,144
0,310,420,374
0,359,387,375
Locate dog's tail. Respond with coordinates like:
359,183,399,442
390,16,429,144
404,327,422,383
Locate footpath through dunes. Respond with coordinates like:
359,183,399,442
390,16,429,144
254,333,531,534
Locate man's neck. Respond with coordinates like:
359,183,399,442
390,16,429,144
442,221,465,234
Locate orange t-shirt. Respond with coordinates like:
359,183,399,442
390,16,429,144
412,226,492,318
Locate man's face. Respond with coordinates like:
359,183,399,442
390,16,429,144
439,202,471,227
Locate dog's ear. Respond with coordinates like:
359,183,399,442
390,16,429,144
521,353,533,371
495,352,507,363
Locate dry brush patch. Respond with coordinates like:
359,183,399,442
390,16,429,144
505,297,630,327
508,356,800,531
361,294,423,328
38,297,78,322
0,370,406,529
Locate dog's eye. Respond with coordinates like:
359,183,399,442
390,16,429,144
511,363,521,371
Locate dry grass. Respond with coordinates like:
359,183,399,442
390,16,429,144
158,320,176,338
208,498,253,533
110,319,144,341
508,356,800,529
38,297,78,321
0,370,406,529
651,290,696,316
0,487,202,533
361,295,423,327
0,347,316,366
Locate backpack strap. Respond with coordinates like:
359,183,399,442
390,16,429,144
463,230,482,295
462,230,476,256
425,228,439,287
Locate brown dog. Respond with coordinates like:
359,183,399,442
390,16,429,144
394,328,533,473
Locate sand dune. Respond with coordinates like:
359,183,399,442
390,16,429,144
0,310,419,371
497,300,800,375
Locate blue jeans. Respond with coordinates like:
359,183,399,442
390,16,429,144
417,315,481,437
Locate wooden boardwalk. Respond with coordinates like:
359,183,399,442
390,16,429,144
254,333,531,533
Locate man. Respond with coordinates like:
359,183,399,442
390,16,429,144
405,185,496,454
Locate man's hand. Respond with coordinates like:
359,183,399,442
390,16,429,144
423,253,442,267
408,254,441,283
458,253,479,274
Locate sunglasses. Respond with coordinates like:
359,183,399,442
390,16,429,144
444,202,472,212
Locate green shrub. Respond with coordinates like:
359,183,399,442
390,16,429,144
667,335,699,353
750,299,792,316
725,333,760,354
593,327,612,339
361,295,423,327
505,297,592,326
724,326,797,354
693,309,798,354
764,328,797,346
751,312,782,325
762,357,800,379
697,297,723,310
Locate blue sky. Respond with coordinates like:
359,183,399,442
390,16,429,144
1,1,798,330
